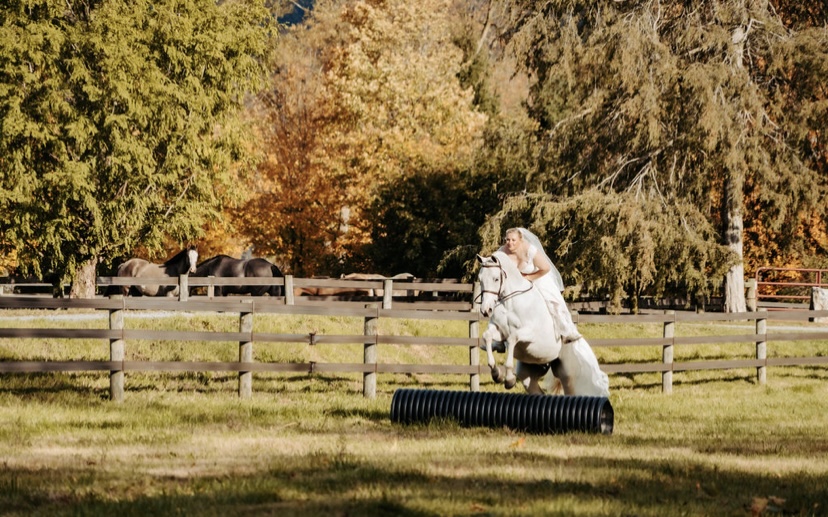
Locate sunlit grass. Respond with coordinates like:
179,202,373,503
1,309,828,515
2,372,827,516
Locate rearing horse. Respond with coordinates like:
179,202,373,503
477,251,610,397
477,251,562,392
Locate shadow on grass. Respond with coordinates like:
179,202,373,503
0,372,110,399
1,450,824,516
2,366,825,404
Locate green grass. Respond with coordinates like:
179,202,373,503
1,310,828,516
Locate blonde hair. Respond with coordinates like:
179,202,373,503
504,228,523,242
502,228,529,263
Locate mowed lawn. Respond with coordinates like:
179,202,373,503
1,311,827,516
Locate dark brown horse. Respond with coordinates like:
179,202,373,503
114,247,198,296
191,255,284,296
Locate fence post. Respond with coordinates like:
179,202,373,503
382,279,392,309
207,276,215,299
178,274,188,302
469,281,481,392
239,301,254,398
756,308,767,385
363,303,378,399
285,275,295,305
662,310,675,394
109,295,125,402
745,279,757,312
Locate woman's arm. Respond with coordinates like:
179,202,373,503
522,246,551,281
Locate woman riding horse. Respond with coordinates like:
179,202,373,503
479,228,609,396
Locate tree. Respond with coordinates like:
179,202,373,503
0,0,273,297
493,0,828,311
239,0,487,275
479,191,736,312
235,12,349,276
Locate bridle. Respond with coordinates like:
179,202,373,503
476,259,534,305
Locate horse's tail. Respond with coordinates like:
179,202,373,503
269,264,284,297
103,284,121,296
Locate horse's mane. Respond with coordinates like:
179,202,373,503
164,247,194,266
195,254,233,268
492,250,520,277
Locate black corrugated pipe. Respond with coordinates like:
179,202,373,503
390,389,613,435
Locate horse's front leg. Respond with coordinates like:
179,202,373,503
482,327,505,384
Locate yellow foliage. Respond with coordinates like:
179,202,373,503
235,0,486,275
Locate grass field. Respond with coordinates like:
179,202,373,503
1,310,827,516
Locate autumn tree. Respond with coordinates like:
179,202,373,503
489,0,828,311
240,0,487,275
0,0,272,297
237,9,350,276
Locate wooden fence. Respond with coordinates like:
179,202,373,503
750,267,828,310
1,278,827,400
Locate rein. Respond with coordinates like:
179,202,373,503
477,261,534,305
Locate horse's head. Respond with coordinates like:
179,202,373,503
187,247,198,274
477,251,532,317
477,254,503,318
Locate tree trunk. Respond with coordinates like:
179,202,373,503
70,258,98,299
724,194,747,313
723,24,748,314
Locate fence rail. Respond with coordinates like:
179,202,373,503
752,267,828,309
1,293,827,400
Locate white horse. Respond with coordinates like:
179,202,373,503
477,251,610,397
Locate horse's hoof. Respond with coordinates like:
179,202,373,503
491,366,505,383
505,377,517,390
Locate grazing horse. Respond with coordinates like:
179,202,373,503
340,272,416,296
477,251,610,397
296,273,416,297
115,247,198,297
191,255,284,296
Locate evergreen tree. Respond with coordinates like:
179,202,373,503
0,0,273,297
493,0,828,311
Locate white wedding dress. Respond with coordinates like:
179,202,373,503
515,235,610,397
519,244,582,342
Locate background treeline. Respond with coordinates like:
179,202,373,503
1,0,826,311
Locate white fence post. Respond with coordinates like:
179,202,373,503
178,274,188,302
756,308,767,385
239,301,254,398
382,279,392,309
109,295,125,402
363,303,378,399
662,310,675,394
285,275,295,305
745,279,757,311
469,281,481,392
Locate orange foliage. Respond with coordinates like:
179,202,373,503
232,29,356,276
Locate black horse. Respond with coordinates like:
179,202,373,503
191,255,284,296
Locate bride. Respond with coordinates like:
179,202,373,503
499,227,581,342
497,227,609,396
